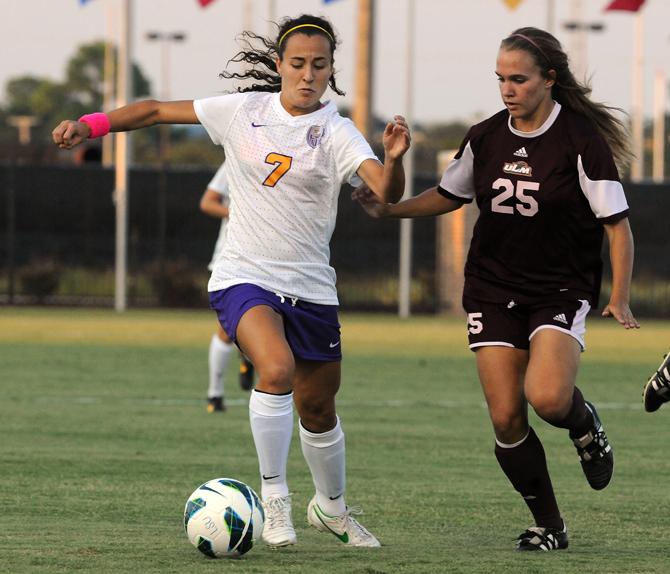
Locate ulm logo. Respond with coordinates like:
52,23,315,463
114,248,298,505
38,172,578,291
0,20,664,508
306,125,325,149
503,160,532,177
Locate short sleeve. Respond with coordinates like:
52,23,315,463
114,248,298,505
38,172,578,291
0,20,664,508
577,134,628,221
207,163,229,197
438,130,476,201
330,117,378,186
194,93,247,146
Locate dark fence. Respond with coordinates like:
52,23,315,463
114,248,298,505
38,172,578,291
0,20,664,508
0,163,668,315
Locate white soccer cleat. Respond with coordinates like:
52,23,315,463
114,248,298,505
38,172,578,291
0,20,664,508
262,494,297,547
307,496,381,547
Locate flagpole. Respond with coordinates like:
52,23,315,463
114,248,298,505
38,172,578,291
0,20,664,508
352,0,373,138
630,10,644,181
652,69,666,182
398,0,414,318
102,0,115,167
114,0,132,312
546,0,555,34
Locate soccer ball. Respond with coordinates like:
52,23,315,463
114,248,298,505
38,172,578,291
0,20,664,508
183,477,265,558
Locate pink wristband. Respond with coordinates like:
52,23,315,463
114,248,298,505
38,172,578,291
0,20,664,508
78,112,111,139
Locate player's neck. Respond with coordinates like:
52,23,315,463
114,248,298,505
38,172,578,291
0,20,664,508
512,99,556,133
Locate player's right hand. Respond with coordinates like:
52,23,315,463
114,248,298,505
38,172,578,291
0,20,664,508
52,120,91,149
351,184,390,219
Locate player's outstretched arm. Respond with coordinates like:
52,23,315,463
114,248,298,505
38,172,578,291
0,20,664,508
52,100,198,149
602,217,640,329
352,185,462,219
356,115,410,203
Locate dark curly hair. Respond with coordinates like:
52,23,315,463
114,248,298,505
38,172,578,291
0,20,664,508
220,14,345,96
501,26,632,168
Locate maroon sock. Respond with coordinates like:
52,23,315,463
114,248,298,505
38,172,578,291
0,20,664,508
548,386,593,439
494,427,563,530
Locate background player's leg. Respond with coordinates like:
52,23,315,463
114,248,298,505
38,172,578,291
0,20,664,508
236,305,296,547
206,322,234,412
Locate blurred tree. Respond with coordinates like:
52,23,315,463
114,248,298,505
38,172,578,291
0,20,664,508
65,41,151,109
1,41,151,156
5,76,43,115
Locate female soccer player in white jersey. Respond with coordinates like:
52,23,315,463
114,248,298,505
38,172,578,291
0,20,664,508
354,26,639,551
53,14,410,549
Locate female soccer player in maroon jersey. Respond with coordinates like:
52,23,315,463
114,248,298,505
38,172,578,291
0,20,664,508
355,26,639,551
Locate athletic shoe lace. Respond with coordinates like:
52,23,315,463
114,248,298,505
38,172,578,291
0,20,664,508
265,496,291,529
342,506,375,542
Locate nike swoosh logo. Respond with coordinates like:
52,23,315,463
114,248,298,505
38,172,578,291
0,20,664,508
314,506,349,543
328,494,342,500
329,341,340,348
251,122,267,127
262,474,280,480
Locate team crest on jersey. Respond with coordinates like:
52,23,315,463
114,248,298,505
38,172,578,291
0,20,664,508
306,125,325,149
503,160,533,177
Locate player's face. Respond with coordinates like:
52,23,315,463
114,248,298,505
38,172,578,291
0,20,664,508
495,48,555,130
276,33,333,116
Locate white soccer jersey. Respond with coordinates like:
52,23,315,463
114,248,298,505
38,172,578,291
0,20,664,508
206,163,230,272
194,91,378,304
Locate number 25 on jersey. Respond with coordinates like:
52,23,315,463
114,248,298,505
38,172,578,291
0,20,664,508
491,178,539,217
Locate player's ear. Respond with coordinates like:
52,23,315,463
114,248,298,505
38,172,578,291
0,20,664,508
545,69,556,88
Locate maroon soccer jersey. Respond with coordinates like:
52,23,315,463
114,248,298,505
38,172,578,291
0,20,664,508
438,103,629,305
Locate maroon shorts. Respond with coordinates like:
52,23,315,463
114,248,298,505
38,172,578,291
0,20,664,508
463,296,591,351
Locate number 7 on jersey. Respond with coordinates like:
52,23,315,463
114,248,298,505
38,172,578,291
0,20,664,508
263,153,293,187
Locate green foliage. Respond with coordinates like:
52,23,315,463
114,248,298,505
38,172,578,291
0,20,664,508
1,309,670,573
1,41,151,148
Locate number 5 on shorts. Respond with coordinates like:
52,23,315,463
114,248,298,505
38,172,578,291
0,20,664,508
468,312,483,334
263,153,293,187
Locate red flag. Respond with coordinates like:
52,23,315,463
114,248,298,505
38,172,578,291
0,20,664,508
605,0,645,11
198,0,216,7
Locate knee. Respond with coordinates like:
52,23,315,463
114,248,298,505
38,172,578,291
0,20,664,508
527,388,571,423
257,361,294,394
297,399,336,432
489,409,527,444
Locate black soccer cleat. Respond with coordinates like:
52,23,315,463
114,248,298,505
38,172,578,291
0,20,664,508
643,351,670,413
516,523,568,551
207,396,226,413
573,401,613,490
239,356,255,391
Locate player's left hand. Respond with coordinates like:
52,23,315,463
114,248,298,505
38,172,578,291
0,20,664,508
382,115,410,160
602,300,640,329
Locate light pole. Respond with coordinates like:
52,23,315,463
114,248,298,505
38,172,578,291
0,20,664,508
145,31,186,305
145,31,186,161
562,21,605,83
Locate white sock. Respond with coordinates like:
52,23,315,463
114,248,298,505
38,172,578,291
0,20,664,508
207,334,234,398
299,417,346,515
249,390,293,500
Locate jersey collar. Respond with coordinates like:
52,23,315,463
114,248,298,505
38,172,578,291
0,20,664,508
272,92,336,122
507,101,561,138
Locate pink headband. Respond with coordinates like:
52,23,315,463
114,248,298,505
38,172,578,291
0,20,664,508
510,33,550,64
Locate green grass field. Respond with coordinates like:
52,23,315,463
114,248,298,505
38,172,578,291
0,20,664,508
1,308,669,574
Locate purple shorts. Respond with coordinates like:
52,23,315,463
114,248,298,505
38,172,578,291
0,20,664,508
209,283,342,362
